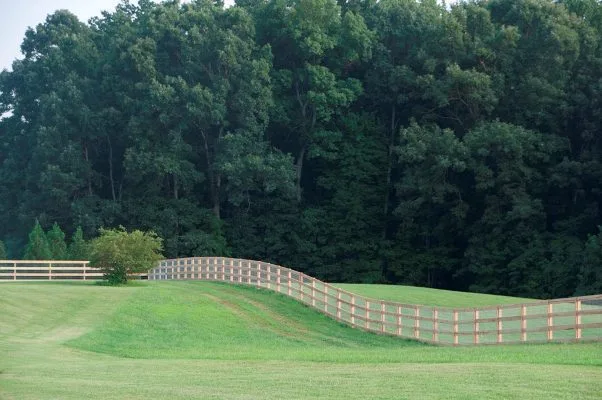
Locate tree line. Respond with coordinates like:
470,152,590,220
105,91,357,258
0,220,88,261
1,0,601,297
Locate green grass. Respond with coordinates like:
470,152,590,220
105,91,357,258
334,283,533,307
1,281,601,399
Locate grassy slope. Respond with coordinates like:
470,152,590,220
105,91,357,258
334,284,532,307
1,281,601,399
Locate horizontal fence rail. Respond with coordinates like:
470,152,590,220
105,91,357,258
148,257,602,346
0,260,98,280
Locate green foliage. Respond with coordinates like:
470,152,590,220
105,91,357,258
89,227,163,285
46,222,67,260
68,226,88,260
23,220,52,260
0,239,6,259
2,0,602,297
577,227,602,295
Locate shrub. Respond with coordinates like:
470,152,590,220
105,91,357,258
90,227,163,285
0,240,6,259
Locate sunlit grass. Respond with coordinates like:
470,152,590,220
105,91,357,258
1,281,601,399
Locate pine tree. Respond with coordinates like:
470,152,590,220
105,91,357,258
46,222,67,259
68,226,88,260
23,220,52,260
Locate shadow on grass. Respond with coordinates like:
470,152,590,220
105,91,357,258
94,279,150,287
0,279,149,287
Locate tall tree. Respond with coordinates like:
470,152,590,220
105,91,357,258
390,122,468,287
46,222,68,259
68,226,88,260
23,220,52,260
244,0,372,200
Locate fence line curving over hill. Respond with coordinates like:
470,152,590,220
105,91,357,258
2,257,601,345
148,257,602,346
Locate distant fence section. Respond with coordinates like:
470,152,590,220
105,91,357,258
0,260,98,280
149,257,602,346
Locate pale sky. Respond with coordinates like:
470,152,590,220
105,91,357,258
0,0,126,71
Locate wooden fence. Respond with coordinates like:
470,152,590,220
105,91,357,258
148,257,602,346
0,260,99,280
3,257,601,345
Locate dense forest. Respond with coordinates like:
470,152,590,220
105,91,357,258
1,0,601,297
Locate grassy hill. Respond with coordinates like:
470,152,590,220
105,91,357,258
1,281,601,399
334,283,532,307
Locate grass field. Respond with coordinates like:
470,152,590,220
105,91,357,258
1,281,601,399
334,283,533,307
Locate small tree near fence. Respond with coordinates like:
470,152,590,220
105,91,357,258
90,227,163,285
24,219,52,260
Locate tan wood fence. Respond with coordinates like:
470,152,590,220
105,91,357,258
3,257,601,345
148,257,602,346
0,260,99,280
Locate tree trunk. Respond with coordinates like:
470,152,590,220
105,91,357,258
212,174,221,219
107,136,116,202
173,175,179,200
84,143,92,196
295,145,306,202
381,106,399,281
201,129,220,219
382,105,398,238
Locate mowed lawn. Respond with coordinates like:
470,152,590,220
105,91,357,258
334,283,533,307
0,281,601,399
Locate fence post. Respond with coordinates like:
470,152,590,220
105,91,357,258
221,259,225,281
287,271,292,296
351,296,356,327
230,259,234,283
453,310,459,345
397,305,402,336
299,273,304,301
365,301,370,330
521,305,527,342
13,262,17,281
49,262,52,281
473,309,480,345
547,303,553,341
276,268,281,292
575,299,582,340
267,264,271,289
497,307,503,344
381,301,386,333
257,263,262,288
83,262,86,281
433,308,439,342
414,306,420,339
311,279,316,307
247,263,251,284
336,289,342,320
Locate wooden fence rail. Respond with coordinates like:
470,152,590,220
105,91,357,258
0,260,98,280
3,257,601,346
148,257,602,346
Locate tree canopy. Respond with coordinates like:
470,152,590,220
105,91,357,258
1,0,601,297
